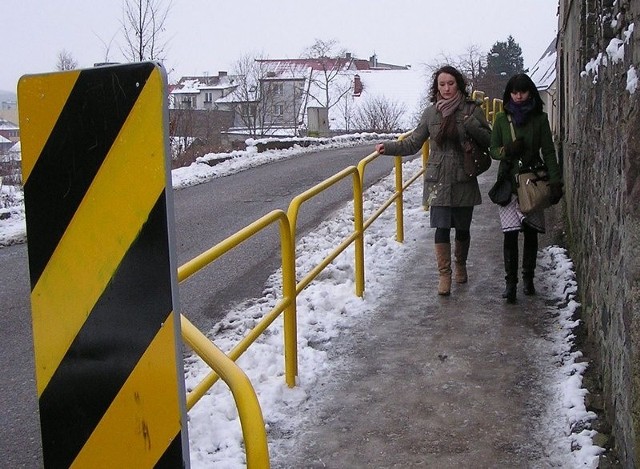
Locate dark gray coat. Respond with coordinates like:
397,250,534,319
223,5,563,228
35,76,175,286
383,99,492,207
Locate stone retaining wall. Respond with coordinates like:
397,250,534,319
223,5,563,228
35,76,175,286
558,0,640,465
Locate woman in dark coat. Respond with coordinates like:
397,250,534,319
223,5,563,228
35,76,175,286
490,73,563,304
375,65,492,296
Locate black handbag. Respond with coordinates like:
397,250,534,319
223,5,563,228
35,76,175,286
489,175,512,206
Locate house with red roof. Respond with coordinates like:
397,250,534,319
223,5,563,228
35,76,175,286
169,53,419,147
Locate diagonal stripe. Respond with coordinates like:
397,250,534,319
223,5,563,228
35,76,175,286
31,68,167,395
39,194,175,468
23,62,155,287
18,70,81,183
155,435,186,468
71,313,184,468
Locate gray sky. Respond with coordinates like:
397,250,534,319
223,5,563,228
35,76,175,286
3,0,558,93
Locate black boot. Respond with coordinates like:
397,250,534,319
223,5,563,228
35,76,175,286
522,228,538,296
503,232,519,304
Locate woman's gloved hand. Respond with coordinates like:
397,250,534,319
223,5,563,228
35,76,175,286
549,181,564,204
503,137,525,158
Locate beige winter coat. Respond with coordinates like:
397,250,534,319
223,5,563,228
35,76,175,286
383,99,492,207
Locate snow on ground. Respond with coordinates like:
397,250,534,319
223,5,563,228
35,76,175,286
0,137,602,467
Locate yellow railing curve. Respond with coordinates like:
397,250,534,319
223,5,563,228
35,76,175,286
181,315,270,468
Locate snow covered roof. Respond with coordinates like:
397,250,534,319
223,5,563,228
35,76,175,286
257,54,410,74
529,38,557,90
0,135,10,144
257,58,353,74
171,75,239,94
0,119,18,130
257,61,313,79
9,141,20,153
333,69,428,130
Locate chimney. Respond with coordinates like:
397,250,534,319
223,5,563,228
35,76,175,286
369,54,378,68
346,52,352,60
353,74,363,96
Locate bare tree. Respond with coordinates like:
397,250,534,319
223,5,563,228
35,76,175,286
168,108,194,161
458,44,487,89
94,30,119,64
56,49,78,71
231,54,288,138
302,39,352,112
424,44,487,89
416,44,488,115
335,92,356,132
121,0,171,62
353,96,405,133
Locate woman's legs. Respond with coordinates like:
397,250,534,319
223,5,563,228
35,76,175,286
434,228,451,295
503,230,519,303
453,229,471,284
522,225,538,295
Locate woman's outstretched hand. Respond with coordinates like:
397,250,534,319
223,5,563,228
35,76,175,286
375,143,385,154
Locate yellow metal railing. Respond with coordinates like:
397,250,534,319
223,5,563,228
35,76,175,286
176,143,426,467
288,166,365,297
178,210,296,468
178,91,496,466
471,90,503,124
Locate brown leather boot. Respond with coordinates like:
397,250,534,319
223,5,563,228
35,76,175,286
454,239,470,284
434,243,452,296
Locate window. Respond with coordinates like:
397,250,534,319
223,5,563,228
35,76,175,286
242,104,257,118
273,83,284,95
181,96,196,108
274,104,284,116
204,92,213,103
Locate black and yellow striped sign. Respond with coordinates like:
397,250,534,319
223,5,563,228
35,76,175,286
18,62,188,468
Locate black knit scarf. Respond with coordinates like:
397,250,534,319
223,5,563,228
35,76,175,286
505,98,536,126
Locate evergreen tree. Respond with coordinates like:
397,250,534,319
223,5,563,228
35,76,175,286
477,35,525,100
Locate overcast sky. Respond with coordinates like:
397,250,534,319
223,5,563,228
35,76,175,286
3,0,558,93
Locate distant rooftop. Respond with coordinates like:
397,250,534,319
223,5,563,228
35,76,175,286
257,53,410,72
0,119,18,130
529,38,557,90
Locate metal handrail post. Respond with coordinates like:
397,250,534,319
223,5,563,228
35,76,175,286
394,155,405,243
279,216,298,386
351,172,365,297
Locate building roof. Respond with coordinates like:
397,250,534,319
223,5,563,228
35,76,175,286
172,73,239,94
529,38,557,90
0,119,19,130
257,54,410,73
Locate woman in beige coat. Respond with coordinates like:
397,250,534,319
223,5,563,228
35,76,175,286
376,65,491,295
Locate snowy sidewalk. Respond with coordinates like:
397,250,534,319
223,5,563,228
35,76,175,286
263,168,597,467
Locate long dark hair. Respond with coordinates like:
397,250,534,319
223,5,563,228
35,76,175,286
429,65,469,103
502,73,544,114
430,66,468,145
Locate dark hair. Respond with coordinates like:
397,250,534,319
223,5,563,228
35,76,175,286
429,65,469,103
502,73,544,113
